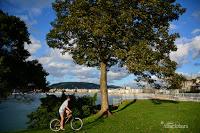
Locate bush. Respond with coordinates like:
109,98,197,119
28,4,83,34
82,105,91,117
27,93,97,129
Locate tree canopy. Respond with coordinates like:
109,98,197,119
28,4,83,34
47,0,185,114
0,10,48,98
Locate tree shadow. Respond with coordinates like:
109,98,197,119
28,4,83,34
79,116,105,132
151,99,179,105
114,99,137,112
73,99,137,132
79,100,137,131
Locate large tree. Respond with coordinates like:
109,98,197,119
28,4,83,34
47,0,185,115
25,60,49,92
0,10,48,98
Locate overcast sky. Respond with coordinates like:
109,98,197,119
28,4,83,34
1,0,200,87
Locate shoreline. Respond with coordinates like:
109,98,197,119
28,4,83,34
10,92,200,102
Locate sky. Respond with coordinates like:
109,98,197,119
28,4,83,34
0,0,200,87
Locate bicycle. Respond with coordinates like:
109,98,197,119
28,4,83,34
50,114,83,132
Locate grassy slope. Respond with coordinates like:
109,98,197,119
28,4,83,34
7,100,200,133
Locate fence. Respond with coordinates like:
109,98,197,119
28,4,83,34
112,93,200,105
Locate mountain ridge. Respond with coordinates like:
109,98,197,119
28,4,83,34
49,82,121,89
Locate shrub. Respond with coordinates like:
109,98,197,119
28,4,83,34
82,105,91,117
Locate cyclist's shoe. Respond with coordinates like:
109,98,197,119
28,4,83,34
60,128,65,131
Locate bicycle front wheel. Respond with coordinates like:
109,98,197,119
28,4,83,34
70,117,83,131
50,118,60,132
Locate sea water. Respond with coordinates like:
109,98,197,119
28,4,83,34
0,94,44,132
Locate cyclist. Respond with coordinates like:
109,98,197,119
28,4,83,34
59,96,72,130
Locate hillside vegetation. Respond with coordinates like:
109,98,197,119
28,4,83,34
49,82,120,89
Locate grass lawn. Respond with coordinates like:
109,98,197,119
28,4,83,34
5,99,200,133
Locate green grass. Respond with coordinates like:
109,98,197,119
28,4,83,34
4,100,200,133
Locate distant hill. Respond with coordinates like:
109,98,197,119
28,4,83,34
49,82,121,89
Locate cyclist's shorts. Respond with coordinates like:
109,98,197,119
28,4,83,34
59,110,64,116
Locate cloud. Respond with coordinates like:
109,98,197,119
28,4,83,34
194,62,200,66
191,36,200,59
30,8,42,16
192,11,200,18
108,71,128,82
29,48,129,84
169,23,177,30
3,0,53,15
177,71,200,80
46,49,73,62
1,0,53,26
33,48,74,77
175,37,191,44
39,35,200,84
48,62,70,69
170,35,200,66
170,43,190,65
17,14,38,26
25,36,41,54
192,29,200,34
108,67,129,82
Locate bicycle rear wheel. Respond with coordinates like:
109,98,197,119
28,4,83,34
50,118,60,132
70,117,83,131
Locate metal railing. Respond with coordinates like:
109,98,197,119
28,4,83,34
112,93,200,105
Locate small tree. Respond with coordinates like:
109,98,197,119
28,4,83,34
47,0,185,115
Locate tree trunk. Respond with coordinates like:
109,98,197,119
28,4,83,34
99,62,111,116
